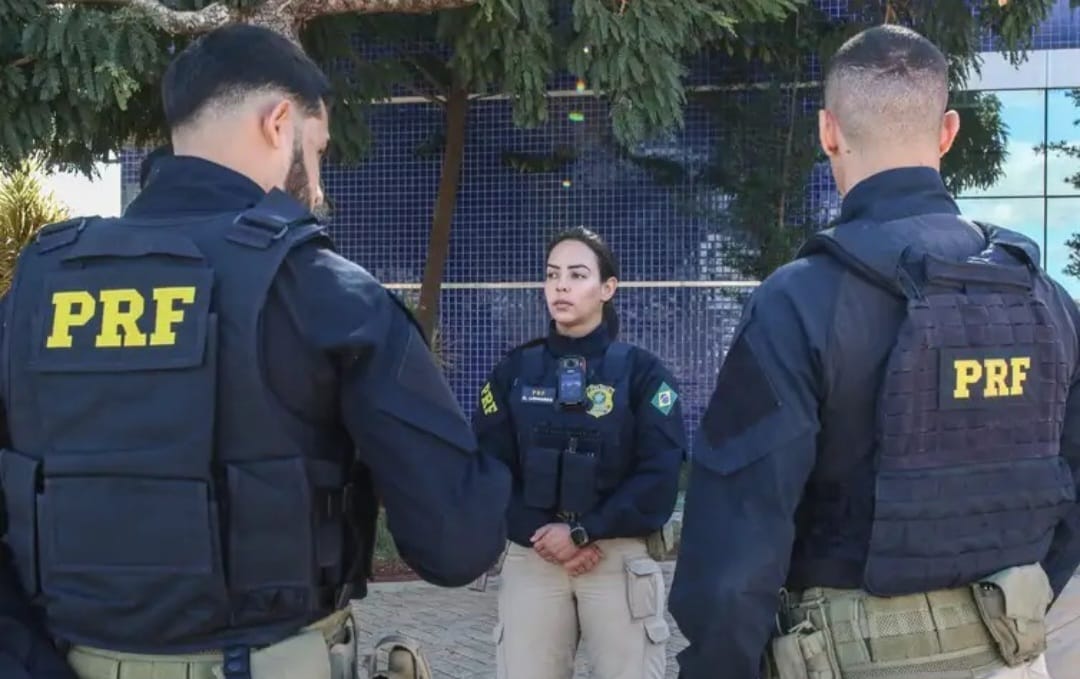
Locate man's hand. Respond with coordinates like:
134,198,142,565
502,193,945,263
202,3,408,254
531,523,577,563
563,544,603,577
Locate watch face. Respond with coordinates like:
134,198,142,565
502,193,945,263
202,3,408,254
571,526,587,546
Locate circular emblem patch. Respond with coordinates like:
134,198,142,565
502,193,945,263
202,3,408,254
585,384,614,418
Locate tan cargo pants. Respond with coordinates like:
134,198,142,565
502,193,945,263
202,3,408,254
494,537,670,679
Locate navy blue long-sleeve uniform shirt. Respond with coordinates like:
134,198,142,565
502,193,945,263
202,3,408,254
669,167,1080,679
0,156,511,677
473,323,686,547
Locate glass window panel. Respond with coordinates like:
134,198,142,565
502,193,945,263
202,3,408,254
958,90,1046,198
1047,198,1080,299
956,198,1045,266
1046,89,1080,197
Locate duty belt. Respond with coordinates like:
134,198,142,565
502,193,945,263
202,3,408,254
774,586,1001,678
66,609,352,679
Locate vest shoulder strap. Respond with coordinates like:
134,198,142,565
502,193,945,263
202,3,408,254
796,218,920,298
797,214,1039,300
227,189,328,250
34,216,94,254
521,344,546,382
968,220,1041,270
601,342,633,383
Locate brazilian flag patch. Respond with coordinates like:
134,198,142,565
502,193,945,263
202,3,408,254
650,382,677,416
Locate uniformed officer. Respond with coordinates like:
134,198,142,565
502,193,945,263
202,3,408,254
474,227,687,679
671,25,1080,679
0,24,510,679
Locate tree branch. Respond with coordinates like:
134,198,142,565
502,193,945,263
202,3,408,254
343,51,444,106
405,55,452,98
44,0,234,34
41,0,478,42
298,0,479,19
777,13,799,230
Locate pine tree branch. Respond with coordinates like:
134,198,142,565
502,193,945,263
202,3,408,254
43,0,234,35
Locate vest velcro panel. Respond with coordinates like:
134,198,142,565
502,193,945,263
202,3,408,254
866,276,1074,595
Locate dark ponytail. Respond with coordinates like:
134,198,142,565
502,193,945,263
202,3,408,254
601,302,620,340
545,226,620,339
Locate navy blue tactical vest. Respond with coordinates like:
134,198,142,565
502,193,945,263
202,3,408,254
798,214,1075,596
509,342,635,516
0,191,357,652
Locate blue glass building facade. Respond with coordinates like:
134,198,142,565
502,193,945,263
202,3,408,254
121,0,1080,447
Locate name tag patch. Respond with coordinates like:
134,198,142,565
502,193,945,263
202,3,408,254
521,387,556,404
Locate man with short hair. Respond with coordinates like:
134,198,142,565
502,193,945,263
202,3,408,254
0,23,510,679
671,25,1080,679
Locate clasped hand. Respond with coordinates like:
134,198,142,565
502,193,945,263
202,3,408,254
530,523,603,576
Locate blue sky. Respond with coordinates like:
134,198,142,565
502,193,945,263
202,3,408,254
957,88,1080,297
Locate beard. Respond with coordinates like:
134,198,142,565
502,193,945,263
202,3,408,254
283,137,332,221
283,138,312,208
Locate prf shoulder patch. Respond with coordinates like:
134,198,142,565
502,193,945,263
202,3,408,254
479,381,499,415
32,268,213,373
650,381,678,416
939,346,1036,409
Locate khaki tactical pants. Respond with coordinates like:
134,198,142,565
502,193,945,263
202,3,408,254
67,609,357,679
494,537,670,679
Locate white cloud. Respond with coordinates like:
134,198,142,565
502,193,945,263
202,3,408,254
956,196,1045,247
960,141,1047,198
1046,152,1080,196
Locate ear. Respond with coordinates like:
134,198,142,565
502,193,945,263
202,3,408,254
259,98,293,150
939,109,961,157
819,109,841,159
600,277,617,303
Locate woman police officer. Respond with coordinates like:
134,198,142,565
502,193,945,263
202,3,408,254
472,227,687,679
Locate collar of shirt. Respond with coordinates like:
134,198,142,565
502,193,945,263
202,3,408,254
124,156,268,218
838,167,960,225
545,321,612,358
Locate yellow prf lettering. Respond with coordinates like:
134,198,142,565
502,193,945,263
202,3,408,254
96,289,147,348
479,382,498,416
1010,357,1031,396
150,287,196,346
44,286,198,350
983,358,1009,397
46,291,96,348
952,355,1033,399
953,359,983,399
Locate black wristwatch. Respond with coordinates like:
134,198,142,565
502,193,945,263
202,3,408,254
569,521,589,547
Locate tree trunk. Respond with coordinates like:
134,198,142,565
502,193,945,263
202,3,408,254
416,84,468,341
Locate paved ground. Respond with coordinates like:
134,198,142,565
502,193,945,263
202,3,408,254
351,566,1080,679
351,562,684,678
